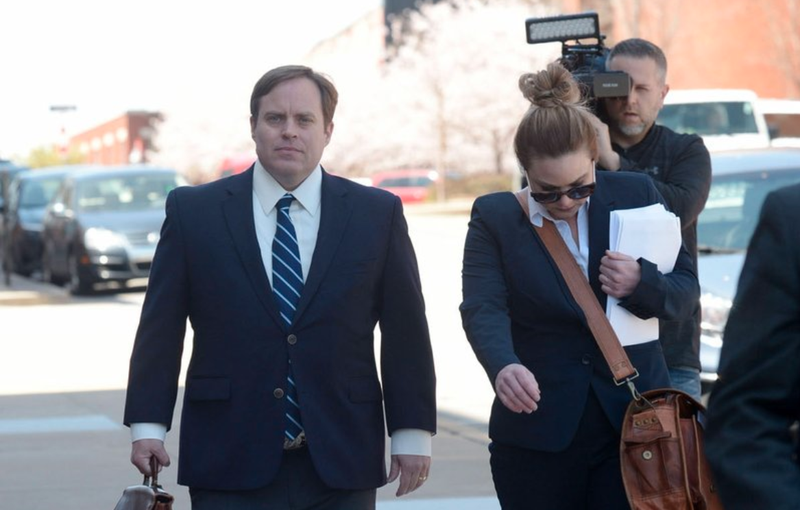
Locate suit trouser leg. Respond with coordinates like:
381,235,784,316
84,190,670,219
189,447,377,510
489,389,630,510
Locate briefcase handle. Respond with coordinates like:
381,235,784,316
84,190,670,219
144,457,162,489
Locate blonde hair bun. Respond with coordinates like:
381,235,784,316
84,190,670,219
519,62,582,108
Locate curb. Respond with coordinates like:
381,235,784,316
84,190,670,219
0,274,68,305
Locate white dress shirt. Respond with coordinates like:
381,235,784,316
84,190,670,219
526,193,591,280
132,161,431,456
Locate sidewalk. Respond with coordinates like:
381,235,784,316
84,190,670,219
0,206,500,509
0,270,76,305
0,389,498,510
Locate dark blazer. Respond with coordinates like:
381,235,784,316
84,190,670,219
123,168,436,491
706,183,800,509
460,171,698,451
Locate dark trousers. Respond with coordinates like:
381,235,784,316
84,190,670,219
189,447,377,510
489,389,630,510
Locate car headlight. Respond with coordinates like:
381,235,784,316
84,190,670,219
700,291,732,348
84,227,127,251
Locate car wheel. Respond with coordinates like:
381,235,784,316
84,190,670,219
14,266,32,278
68,252,93,295
42,245,63,285
13,254,32,277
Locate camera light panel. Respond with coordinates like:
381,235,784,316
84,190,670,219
526,12,599,44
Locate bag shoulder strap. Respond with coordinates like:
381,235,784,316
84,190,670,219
514,190,639,386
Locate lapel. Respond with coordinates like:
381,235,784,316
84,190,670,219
292,170,352,325
514,190,587,323
221,167,283,327
587,172,614,310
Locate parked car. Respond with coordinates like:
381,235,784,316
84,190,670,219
372,169,438,204
1,160,30,278
6,166,78,276
696,148,800,392
0,160,28,213
41,166,188,294
215,153,255,180
659,89,771,152
0,160,29,242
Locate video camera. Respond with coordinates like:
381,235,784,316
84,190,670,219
525,12,630,115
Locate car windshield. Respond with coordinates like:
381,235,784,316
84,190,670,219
19,177,64,208
76,173,184,212
659,101,759,136
698,167,800,251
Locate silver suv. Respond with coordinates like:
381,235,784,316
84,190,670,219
697,148,800,392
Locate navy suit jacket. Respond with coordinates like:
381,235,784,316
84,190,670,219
460,171,698,451
124,168,436,491
706,183,800,509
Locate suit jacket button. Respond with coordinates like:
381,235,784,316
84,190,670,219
287,334,297,345
581,354,592,365
273,388,285,399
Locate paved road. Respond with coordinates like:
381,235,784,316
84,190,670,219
0,205,502,509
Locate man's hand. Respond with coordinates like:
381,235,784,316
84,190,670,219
495,364,541,414
131,438,171,476
588,115,621,171
387,454,430,497
599,250,641,298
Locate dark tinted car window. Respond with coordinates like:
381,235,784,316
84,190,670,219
660,101,759,136
19,178,64,208
698,167,800,250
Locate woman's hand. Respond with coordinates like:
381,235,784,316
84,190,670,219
495,364,541,413
599,250,641,298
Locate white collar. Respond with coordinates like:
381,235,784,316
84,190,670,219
252,160,322,216
526,190,590,227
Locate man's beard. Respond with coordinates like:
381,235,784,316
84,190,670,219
618,120,647,137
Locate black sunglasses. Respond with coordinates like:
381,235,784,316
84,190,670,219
529,182,596,204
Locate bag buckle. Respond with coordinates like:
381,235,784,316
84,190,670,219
614,369,642,401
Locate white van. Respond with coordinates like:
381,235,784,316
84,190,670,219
758,98,800,148
658,89,771,152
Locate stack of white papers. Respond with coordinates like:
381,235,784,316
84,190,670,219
607,204,682,346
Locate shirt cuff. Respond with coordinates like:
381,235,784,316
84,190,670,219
390,428,432,456
130,423,167,443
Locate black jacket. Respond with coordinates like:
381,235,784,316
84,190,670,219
460,172,696,451
706,183,800,509
601,123,711,370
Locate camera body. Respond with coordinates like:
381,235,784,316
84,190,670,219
525,12,630,115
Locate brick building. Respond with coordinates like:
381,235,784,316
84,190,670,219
307,0,798,100
566,0,799,99
68,111,162,165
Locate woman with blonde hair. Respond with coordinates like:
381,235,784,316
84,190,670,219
459,62,699,509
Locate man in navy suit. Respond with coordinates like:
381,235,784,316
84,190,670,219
705,183,800,509
123,65,436,510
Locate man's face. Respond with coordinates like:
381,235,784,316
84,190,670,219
250,77,333,190
602,56,669,146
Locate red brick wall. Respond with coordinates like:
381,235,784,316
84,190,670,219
570,0,799,98
69,112,160,165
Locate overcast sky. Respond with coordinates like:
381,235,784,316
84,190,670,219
0,0,381,160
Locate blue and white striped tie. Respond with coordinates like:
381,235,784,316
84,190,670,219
272,193,304,443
